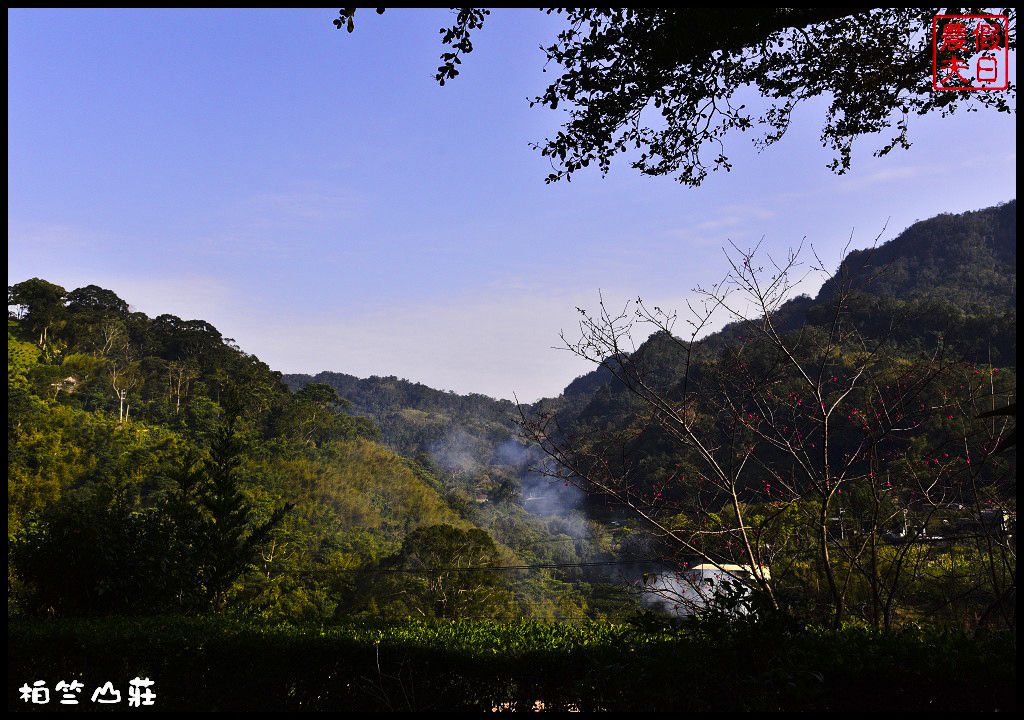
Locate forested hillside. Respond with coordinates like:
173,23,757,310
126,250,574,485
816,200,1016,311
7,282,633,621
277,370,637,619
288,200,1017,631
525,201,1016,630
8,201,1016,632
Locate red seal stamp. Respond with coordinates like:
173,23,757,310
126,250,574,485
933,15,1009,90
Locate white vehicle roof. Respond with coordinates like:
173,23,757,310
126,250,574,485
688,563,771,581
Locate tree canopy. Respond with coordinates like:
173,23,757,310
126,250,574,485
337,8,1016,185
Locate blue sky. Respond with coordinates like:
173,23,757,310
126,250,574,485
8,9,1017,401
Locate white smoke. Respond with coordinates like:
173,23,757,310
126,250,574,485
428,427,489,476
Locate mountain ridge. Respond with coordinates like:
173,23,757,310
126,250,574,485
286,199,1016,453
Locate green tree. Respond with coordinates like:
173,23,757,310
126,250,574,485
10,494,151,616
277,382,373,447
10,418,293,615
63,285,131,351
8,278,68,351
8,321,40,390
382,523,509,618
65,284,130,318
161,421,293,609
338,8,1015,185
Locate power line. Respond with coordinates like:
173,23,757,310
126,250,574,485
383,559,657,573
285,558,674,575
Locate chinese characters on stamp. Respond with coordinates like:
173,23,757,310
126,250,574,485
933,15,1009,90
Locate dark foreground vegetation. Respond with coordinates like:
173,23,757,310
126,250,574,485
8,615,1016,712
